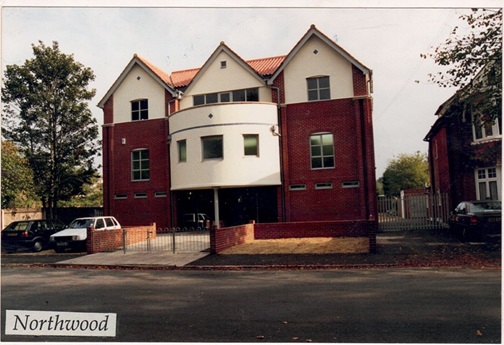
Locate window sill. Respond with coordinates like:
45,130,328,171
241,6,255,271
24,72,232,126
471,137,502,145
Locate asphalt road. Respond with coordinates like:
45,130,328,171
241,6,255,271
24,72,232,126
1,267,501,343
1,251,86,265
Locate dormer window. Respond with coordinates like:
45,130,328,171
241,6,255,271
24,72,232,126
131,99,148,121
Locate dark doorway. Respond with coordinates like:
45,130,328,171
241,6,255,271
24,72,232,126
175,190,214,228
175,186,278,228
219,186,278,227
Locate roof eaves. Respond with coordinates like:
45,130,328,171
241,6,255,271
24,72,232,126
134,54,176,93
98,55,175,108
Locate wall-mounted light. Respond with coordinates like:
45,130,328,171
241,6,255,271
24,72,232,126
270,125,281,137
121,138,126,145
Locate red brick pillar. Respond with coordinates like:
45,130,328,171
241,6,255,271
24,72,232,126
86,227,96,254
210,227,217,254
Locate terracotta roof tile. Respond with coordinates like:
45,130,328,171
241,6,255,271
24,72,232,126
135,54,173,87
169,55,286,87
247,55,286,76
170,68,200,88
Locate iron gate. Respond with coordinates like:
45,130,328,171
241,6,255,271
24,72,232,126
122,227,210,253
378,193,450,232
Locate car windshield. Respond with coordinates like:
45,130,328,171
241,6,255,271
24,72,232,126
3,222,30,231
469,201,502,213
68,219,94,228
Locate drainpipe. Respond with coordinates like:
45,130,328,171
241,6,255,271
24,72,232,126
166,91,178,228
269,84,286,222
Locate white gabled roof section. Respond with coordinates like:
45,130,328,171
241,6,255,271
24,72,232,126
182,42,266,95
97,54,176,109
268,24,372,85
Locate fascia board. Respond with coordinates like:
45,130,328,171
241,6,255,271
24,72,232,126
97,56,175,109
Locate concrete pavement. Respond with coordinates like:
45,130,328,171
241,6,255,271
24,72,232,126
58,250,210,267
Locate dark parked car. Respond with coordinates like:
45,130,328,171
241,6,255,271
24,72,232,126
449,200,501,242
1,219,67,252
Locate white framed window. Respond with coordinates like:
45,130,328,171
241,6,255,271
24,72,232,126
114,194,127,200
310,133,335,169
219,92,231,102
475,167,501,200
202,135,223,160
193,88,259,106
131,99,148,121
472,112,501,142
193,95,205,106
243,134,259,156
132,149,150,181
154,192,167,198
177,140,187,163
134,192,148,199
307,76,330,101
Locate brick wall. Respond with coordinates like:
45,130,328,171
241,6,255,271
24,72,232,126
106,119,172,228
86,223,157,253
211,221,377,253
282,99,365,221
103,96,114,124
352,65,368,96
254,220,372,239
210,223,255,254
427,113,502,207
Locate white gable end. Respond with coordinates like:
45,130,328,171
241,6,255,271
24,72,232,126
180,51,267,109
113,64,166,123
284,35,354,104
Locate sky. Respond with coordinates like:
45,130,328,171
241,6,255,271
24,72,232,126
1,0,502,178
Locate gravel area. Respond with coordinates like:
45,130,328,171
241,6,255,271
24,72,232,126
188,229,501,269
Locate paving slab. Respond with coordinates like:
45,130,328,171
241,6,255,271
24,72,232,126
58,251,209,267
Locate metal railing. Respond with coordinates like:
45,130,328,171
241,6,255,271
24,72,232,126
122,227,210,253
378,193,450,232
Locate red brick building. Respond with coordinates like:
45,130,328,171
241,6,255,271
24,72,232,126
424,63,502,208
98,25,377,230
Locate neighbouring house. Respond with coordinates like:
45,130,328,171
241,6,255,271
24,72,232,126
424,62,502,209
98,25,377,232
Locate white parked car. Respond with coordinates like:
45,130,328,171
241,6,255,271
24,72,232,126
49,216,121,252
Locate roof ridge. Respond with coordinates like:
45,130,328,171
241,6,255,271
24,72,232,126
246,54,287,62
171,66,201,73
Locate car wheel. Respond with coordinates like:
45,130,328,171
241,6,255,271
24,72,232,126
32,240,43,252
